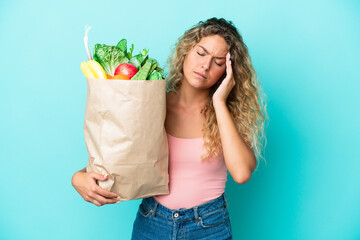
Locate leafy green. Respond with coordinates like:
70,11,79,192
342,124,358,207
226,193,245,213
131,57,164,80
131,58,153,80
148,58,164,80
140,48,149,55
116,39,136,61
129,50,149,70
149,58,160,74
116,39,127,54
93,44,128,75
127,44,134,60
155,66,164,72
148,71,163,80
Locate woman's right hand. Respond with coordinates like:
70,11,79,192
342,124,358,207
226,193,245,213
71,170,121,207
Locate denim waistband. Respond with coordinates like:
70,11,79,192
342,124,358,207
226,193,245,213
141,192,229,221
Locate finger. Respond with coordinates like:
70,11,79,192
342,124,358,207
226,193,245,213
96,187,121,199
90,173,118,198
91,192,119,205
90,177,121,199
91,182,121,200
90,172,108,181
90,174,121,199
91,199,103,207
226,52,232,75
85,195,103,206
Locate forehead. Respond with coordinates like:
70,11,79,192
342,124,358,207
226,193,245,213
196,35,229,53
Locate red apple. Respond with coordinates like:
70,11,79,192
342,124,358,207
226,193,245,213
114,63,138,79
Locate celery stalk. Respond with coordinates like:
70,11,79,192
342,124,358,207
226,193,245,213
84,25,92,61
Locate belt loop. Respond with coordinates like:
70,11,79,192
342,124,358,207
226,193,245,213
193,207,199,222
152,201,159,217
224,192,229,208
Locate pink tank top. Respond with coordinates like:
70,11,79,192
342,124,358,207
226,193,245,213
153,133,228,209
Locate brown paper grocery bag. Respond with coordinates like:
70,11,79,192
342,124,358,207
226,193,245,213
84,78,169,201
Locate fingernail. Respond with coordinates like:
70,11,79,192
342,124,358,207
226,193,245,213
117,196,121,199
116,201,120,204
104,174,108,178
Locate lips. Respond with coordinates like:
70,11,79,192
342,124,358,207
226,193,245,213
195,72,207,79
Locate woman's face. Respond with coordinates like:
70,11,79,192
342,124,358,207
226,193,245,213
182,35,229,90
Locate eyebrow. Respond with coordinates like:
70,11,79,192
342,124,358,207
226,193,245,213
197,45,226,59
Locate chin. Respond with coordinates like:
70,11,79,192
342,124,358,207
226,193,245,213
188,79,208,89
183,73,210,89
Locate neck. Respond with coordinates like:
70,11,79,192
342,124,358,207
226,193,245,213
175,78,210,112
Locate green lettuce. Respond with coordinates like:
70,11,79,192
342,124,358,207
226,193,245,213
93,44,128,75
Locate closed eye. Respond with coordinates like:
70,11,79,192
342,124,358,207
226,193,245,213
197,52,223,66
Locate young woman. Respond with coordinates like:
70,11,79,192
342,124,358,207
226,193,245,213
72,17,268,240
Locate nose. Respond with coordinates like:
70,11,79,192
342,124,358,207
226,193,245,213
201,57,211,71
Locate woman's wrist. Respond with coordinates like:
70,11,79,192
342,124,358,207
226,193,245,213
213,98,227,110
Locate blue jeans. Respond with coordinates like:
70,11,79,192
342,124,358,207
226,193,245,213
131,193,233,239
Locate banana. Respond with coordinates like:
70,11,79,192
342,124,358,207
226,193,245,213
80,62,96,79
87,60,107,79
80,60,107,79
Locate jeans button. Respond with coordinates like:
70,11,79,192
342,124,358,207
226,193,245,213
173,213,179,218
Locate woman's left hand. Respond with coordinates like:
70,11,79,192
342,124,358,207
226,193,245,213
212,52,235,104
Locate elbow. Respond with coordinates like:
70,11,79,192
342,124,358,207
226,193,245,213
234,157,256,184
234,170,252,184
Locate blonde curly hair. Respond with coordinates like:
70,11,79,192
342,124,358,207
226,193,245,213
165,17,269,170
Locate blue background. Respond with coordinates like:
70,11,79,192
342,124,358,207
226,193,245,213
1,0,359,239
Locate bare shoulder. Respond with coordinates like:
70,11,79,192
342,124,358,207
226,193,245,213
165,91,177,134
166,91,177,104
166,91,178,116
166,91,180,114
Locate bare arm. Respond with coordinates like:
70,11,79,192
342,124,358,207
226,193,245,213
212,52,256,184
213,100,256,184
